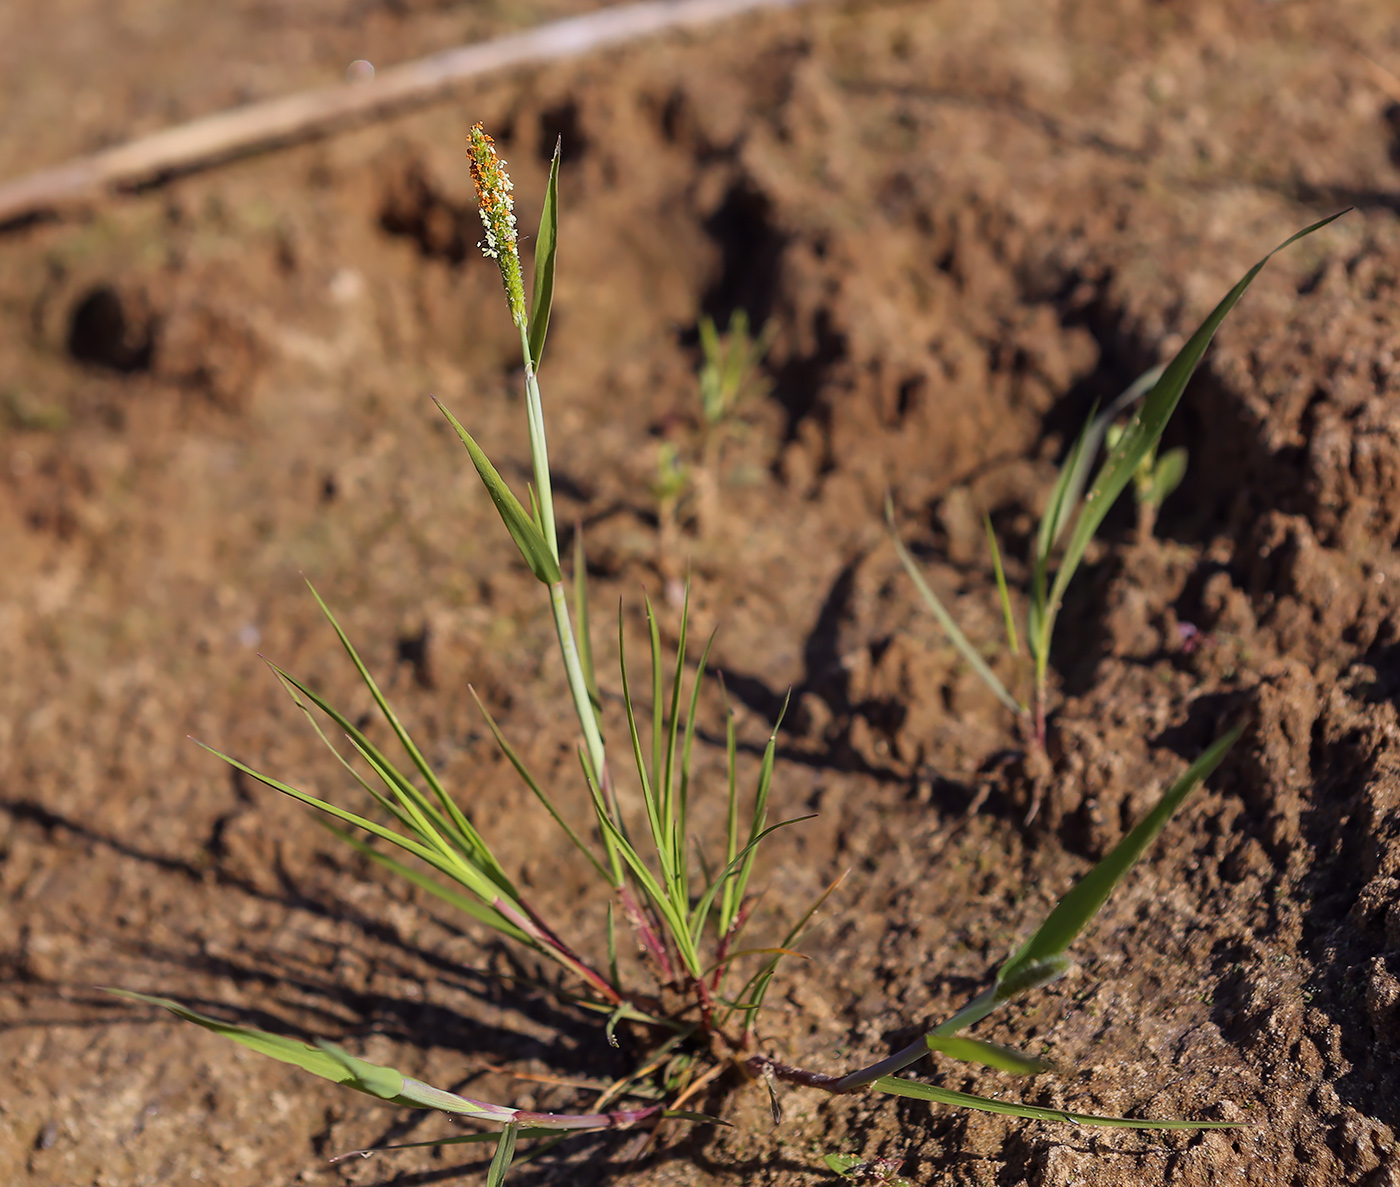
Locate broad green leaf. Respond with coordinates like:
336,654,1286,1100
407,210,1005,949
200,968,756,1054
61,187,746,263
925,1035,1052,1075
886,495,1025,717
435,398,562,585
106,991,511,1117
996,725,1240,992
528,141,560,372
109,990,364,1084
317,1040,405,1100
1046,213,1345,628
872,1076,1238,1129
1144,446,1188,508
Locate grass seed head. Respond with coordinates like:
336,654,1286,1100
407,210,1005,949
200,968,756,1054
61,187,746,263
468,122,527,329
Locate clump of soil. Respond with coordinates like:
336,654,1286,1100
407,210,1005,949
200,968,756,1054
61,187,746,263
3,2,1400,1185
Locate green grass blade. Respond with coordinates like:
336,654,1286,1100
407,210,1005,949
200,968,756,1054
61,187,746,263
647,594,666,816
317,1041,404,1100
112,991,520,1120
618,603,672,886
689,814,815,947
109,990,370,1086
872,1076,1238,1129
319,821,529,941
269,665,435,843
662,589,692,900
732,692,787,910
1144,446,1188,508
469,687,611,884
591,801,697,975
984,515,1019,657
198,741,518,922
1046,213,1345,629
572,527,601,715
996,725,1240,993
718,677,741,936
299,584,505,881
434,397,562,585
886,496,1025,718
924,1035,1052,1076
527,139,560,372
726,870,845,1026
487,1123,519,1187
267,663,465,843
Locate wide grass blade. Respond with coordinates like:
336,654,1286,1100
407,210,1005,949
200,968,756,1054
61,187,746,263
924,1035,1052,1075
996,725,1240,993
109,991,508,1119
434,397,562,585
1144,446,1188,508
886,496,1025,717
1044,213,1345,636
527,140,560,372
872,1076,1238,1129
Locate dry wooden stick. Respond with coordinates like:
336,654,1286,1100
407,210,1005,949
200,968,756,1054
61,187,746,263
0,0,809,228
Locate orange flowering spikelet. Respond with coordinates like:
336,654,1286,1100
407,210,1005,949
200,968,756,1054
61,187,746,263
467,123,527,328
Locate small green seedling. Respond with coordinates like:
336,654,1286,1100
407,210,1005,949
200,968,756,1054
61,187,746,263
113,128,1302,1182
823,1152,911,1185
698,308,774,431
1105,421,1187,541
650,439,692,581
693,308,774,535
889,212,1344,775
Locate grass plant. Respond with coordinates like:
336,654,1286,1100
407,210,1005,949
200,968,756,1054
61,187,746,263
110,129,1338,1182
888,213,1343,789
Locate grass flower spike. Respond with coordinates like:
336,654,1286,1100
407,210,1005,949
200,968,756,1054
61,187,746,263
468,122,526,329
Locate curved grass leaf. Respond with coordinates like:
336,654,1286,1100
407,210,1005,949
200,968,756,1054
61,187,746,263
1144,446,1188,508
527,139,560,372
996,724,1240,992
886,495,1025,718
435,397,562,585
924,1035,1052,1076
872,1075,1239,1129
1044,213,1346,639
